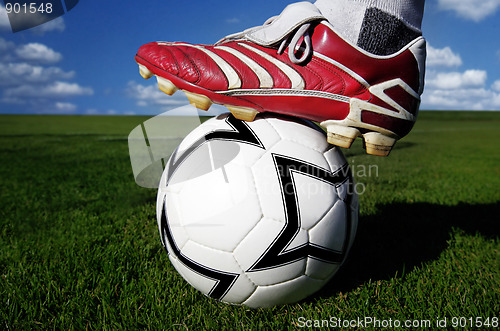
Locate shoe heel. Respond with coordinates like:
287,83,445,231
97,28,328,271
363,132,397,156
323,124,360,149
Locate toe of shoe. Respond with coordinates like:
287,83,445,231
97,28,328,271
136,42,180,75
136,42,230,91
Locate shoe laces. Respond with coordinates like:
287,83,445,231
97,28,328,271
219,15,315,65
273,20,312,65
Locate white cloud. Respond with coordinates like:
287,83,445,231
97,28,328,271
4,81,93,99
427,45,462,67
423,87,500,110
438,0,500,22
55,102,77,112
426,70,487,90
0,38,94,114
226,18,240,24
492,80,500,92
0,37,14,52
0,38,15,62
422,69,500,110
84,108,119,115
126,81,189,107
422,43,500,110
126,81,228,115
15,43,62,63
0,63,74,85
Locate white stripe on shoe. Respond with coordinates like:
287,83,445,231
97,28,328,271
238,43,305,90
215,46,274,89
172,43,243,90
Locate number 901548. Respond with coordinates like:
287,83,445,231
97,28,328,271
5,2,53,14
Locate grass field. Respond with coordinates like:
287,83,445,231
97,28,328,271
1,111,499,329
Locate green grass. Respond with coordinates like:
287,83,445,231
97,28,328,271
1,112,499,330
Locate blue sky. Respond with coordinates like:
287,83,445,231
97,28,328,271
0,0,499,115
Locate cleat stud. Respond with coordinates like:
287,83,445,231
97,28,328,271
363,132,397,157
157,76,178,96
322,124,360,149
138,64,154,79
225,105,259,122
184,91,213,111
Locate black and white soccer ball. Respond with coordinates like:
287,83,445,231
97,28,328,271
156,113,358,308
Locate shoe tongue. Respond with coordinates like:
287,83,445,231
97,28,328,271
220,2,325,47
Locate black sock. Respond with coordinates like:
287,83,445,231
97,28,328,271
357,7,422,56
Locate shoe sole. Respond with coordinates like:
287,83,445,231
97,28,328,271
137,63,396,156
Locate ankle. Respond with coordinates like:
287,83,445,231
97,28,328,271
314,0,424,55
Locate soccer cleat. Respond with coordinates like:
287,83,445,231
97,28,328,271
135,2,426,156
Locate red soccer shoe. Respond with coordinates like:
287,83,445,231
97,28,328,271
135,2,426,156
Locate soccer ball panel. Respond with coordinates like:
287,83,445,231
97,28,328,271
309,200,347,254
264,115,330,152
243,275,324,308
239,114,282,151
293,171,339,231
220,273,256,305
306,259,341,281
250,154,283,222
233,217,284,271
324,146,348,173
170,256,225,299
235,219,308,286
181,240,242,274
169,163,261,252
168,141,239,186
285,227,309,253
268,139,331,168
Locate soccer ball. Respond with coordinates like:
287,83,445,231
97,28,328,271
156,113,358,308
